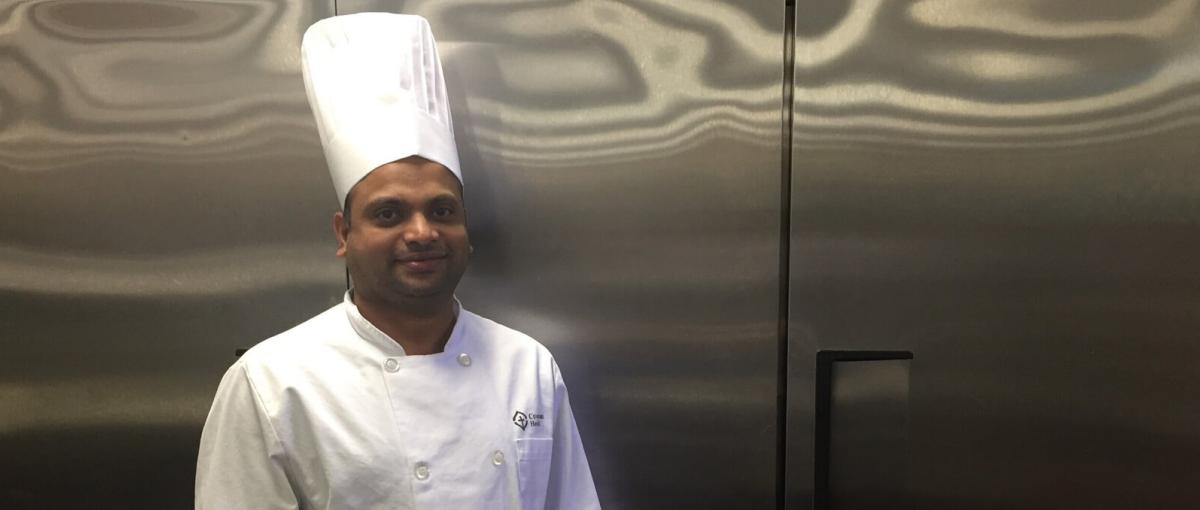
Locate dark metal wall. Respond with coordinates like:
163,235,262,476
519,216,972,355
787,1,1200,508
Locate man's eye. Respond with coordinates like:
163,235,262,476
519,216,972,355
433,207,454,218
376,209,397,221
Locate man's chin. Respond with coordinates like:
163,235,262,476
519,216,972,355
389,279,451,299
401,289,444,299
386,268,464,300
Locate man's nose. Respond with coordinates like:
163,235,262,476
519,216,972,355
403,214,438,244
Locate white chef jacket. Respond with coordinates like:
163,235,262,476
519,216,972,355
195,293,600,510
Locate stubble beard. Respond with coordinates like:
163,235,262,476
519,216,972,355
348,255,467,311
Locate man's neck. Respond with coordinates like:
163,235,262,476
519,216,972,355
351,290,457,356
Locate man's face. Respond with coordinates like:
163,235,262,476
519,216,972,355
334,157,469,305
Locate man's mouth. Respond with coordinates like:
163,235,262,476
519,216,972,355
396,253,447,272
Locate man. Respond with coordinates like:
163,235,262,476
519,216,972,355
195,13,600,510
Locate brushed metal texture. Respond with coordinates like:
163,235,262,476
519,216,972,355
338,1,787,508
788,1,1200,508
0,1,338,508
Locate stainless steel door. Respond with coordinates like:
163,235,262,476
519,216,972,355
787,1,1200,508
1,0,788,508
338,1,788,507
0,1,338,508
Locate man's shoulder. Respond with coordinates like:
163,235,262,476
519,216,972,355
459,308,555,360
236,302,350,369
215,301,364,413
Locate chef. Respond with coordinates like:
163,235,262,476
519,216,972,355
194,13,601,510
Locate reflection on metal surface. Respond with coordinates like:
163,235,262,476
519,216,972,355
789,0,1200,508
0,0,318,174
0,242,338,297
0,375,211,434
906,0,1197,38
792,0,1200,150
346,0,782,168
0,1,338,508
30,1,244,40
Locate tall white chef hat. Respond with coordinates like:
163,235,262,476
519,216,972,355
301,13,461,209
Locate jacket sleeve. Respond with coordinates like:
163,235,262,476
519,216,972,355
544,360,601,510
195,362,301,510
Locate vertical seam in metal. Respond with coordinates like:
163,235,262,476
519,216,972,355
332,0,346,290
777,0,797,509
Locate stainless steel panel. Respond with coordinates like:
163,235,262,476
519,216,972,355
789,1,1200,508
338,1,787,508
0,1,337,508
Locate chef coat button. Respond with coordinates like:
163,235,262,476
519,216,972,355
414,462,430,480
457,353,472,367
492,450,505,466
384,359,400,373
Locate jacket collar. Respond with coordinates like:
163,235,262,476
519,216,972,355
342,290,464,357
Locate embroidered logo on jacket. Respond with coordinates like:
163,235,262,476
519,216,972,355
513,411,543,430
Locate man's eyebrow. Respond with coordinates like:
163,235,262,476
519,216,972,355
364,197,407,210
364,195,461,209
429,193,463,205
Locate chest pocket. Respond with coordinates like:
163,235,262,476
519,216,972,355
516,437,554,510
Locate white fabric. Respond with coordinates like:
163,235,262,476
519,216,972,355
301,13,462,208
196,293,600,510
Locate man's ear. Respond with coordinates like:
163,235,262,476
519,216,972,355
333,211,349,258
